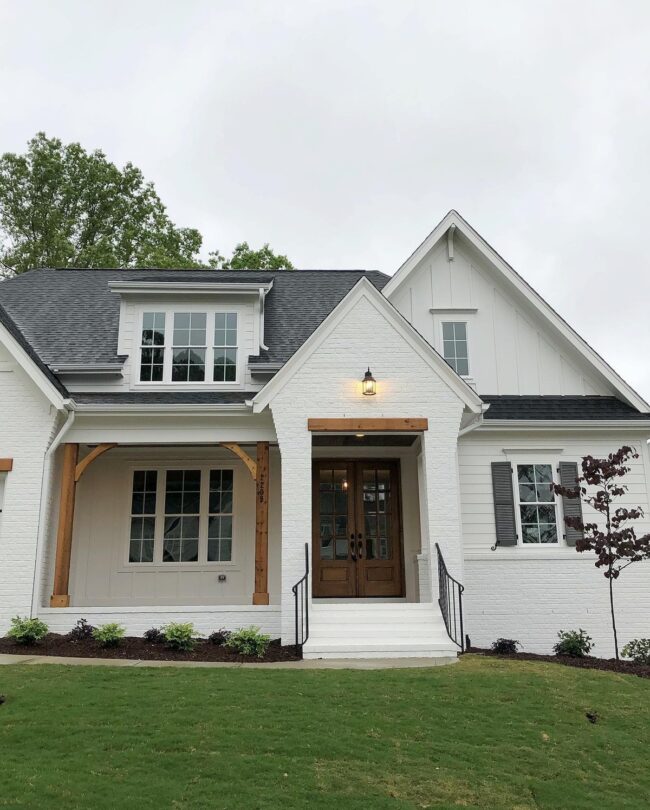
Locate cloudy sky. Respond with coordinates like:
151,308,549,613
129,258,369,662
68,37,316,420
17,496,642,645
1,1,649,397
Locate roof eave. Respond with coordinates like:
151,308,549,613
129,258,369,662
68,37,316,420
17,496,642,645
476,419,650,431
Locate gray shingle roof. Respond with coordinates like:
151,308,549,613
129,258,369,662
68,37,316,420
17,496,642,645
481,395,650,420
72,391,254,406
0,268,388,368
0,300,68,396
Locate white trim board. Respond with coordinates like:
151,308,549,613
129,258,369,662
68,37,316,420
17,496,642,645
383,210,649,413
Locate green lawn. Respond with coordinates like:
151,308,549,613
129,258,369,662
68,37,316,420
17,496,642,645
0,655,648,809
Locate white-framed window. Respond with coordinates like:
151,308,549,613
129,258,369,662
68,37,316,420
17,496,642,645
172,313,207,382
514,463,560,545
208,469,234,561
129,470,157,562
139,312,166,382
441,321,469,376
137,308,239,385
213,313,238,382
127,466,235,565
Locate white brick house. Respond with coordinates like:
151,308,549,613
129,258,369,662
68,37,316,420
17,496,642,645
1,210,649,659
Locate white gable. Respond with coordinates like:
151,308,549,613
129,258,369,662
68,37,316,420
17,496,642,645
253,277,483,415
385,212,649,410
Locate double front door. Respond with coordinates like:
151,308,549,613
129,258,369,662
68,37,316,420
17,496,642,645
312,460,404,598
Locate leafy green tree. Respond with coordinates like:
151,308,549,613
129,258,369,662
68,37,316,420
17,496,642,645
0,133,204,275
208,241,293,271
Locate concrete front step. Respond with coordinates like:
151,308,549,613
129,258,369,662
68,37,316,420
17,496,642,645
302,643,459,660
303,601,458,660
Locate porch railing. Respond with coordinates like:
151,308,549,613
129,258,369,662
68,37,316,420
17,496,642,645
435,543,465,652
291,543,310,654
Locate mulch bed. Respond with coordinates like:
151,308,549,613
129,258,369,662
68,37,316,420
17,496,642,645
468,647,650,679
0,634,300,663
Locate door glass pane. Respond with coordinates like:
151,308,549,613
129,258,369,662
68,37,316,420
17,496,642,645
318,468,349,561
362,467,392,560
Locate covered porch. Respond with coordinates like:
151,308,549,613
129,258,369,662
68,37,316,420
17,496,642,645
38,436,283,636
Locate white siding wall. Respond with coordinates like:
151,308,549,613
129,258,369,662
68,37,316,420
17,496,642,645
0,345,59,632
388,236,615,397
460,429,650,656
59,445,282,608
269,291,466,643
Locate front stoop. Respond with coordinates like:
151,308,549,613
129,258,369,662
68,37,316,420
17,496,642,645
302,601,460,660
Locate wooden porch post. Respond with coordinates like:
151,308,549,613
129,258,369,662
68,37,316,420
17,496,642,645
253,441,270,605
50,443,79,607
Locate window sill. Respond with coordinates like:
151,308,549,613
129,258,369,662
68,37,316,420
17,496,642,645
464,548,590,562
119,563,241,573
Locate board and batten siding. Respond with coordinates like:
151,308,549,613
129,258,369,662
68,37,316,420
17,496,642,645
388,236,615,397
459,430,650,657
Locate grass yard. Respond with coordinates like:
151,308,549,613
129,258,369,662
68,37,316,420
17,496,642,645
0,655,649,809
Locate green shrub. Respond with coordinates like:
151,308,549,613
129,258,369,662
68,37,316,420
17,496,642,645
92,623,125,647
622,638,650,664
162,622,197,651
225,626,271,658
491,638,520,655
553,629,593,657
7,616,49,645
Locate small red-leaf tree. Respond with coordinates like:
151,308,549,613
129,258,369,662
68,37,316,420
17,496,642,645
553,446,650,660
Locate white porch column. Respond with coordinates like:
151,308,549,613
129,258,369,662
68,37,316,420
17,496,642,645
420,411,465,600
272,413,312,644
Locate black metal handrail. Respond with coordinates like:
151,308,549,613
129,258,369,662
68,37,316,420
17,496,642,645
291,542,310,654
435,543,465,652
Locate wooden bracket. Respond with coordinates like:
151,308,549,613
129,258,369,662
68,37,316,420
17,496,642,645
220,443,257,480
74,443,117,482
0,458,13,472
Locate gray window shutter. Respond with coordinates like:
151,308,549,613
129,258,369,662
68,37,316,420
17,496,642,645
491,462,517,546
558,462,583,546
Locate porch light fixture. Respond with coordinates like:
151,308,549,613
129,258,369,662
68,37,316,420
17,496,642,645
362,368,376,396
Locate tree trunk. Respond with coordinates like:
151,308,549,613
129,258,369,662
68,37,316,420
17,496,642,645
609,573,619,660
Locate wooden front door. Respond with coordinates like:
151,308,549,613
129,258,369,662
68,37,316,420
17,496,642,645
312,460,404,598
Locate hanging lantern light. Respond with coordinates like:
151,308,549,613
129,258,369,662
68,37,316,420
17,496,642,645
362,367,376,396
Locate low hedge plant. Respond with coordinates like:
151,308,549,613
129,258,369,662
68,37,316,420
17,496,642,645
225,626,271,658
162,622,197,651
7,616,49,645
92,623,126,648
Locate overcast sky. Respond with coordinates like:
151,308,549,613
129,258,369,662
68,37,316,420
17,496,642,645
1,1,649,397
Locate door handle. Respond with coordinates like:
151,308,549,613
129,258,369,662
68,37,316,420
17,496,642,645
349,535,357,561
357,537,364,559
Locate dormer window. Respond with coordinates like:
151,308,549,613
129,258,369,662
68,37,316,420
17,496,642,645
214,313,238,382
140,312,166,382
138,309,239,384
172,312,207,382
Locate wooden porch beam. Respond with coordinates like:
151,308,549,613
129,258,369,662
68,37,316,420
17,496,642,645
50,443,79,607
253,441,270,605
0,458,13,472
74,443,117,482
307,418,428,432
220,442,257,480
